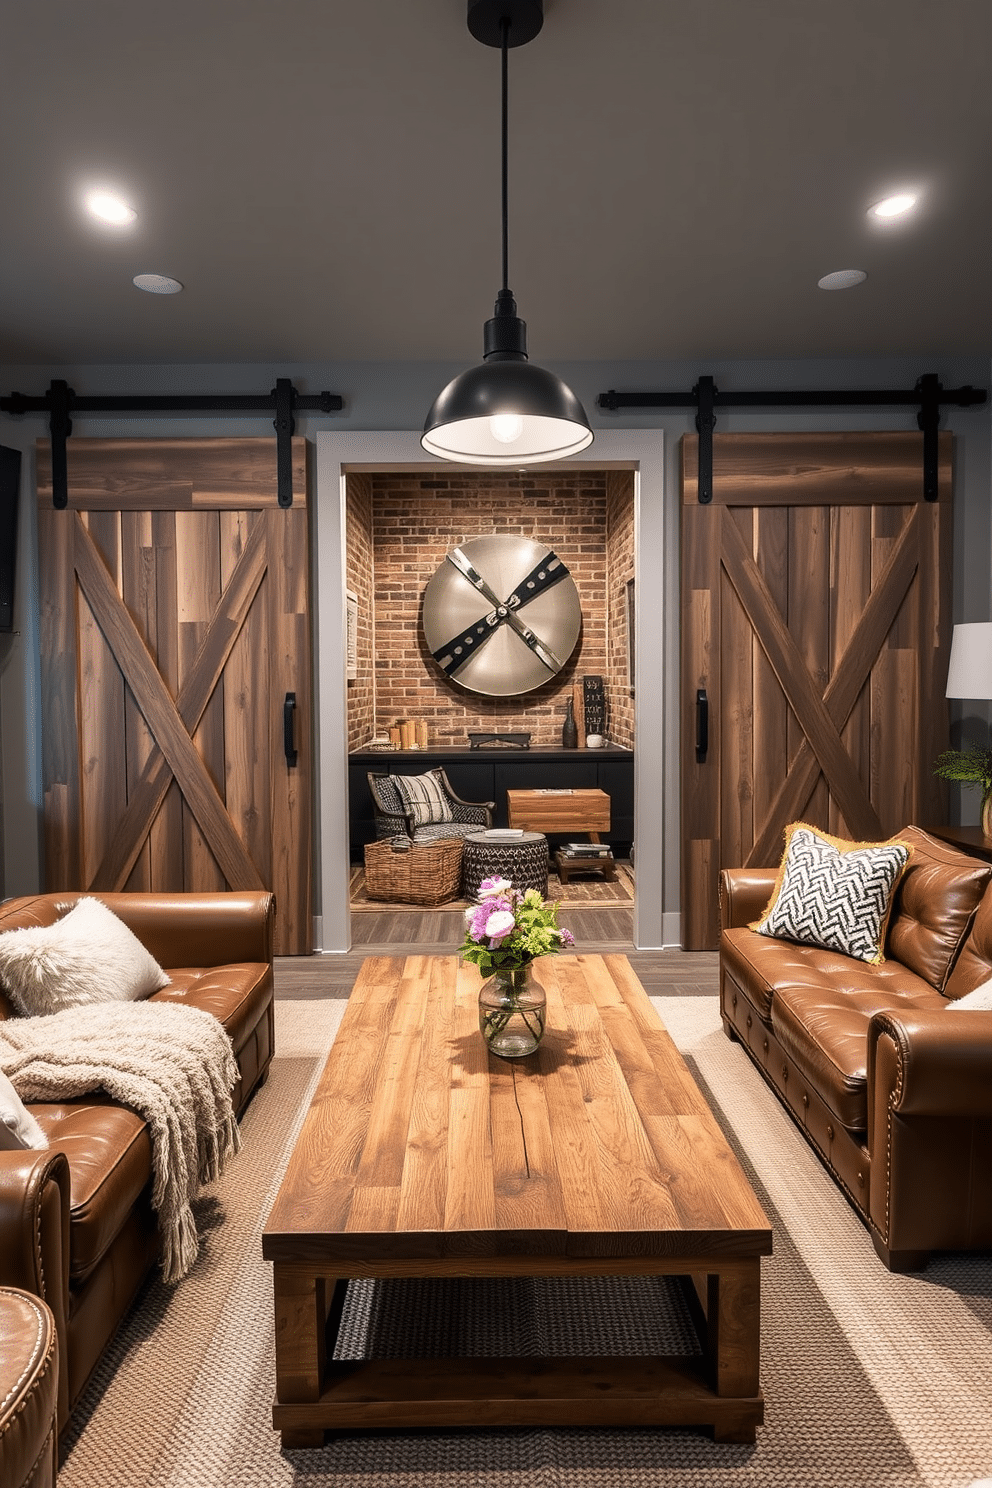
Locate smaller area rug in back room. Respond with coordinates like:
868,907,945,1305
56,992,992,1488
350,861,635,911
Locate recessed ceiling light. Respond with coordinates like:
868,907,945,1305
817,269,867,291
133,273,183,295
869,193,918,220
85,190,137,226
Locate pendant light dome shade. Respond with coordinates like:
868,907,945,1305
423,357,594,465
422,0,593,467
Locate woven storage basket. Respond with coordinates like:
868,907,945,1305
363,837,464,906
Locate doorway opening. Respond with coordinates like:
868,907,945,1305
314,431,671,954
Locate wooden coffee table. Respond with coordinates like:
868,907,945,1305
262,954,771,1446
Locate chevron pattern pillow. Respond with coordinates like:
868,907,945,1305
391,771,454,828
753,824,912,965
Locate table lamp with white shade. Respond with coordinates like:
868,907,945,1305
936,622,992,836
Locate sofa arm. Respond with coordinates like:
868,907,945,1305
868,1009,992,1118
867,1008,992,1265
42,891,276,969
719,868,777,931
0,1151,71,1429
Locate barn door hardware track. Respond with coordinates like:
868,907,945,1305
598,375,987,504
0,379,344,508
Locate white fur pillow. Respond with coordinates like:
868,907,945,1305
0,1069,48,1149
0,898,170,1017
947,975,992,1011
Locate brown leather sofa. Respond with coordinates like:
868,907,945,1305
720,826,992,1271
0,890,275,1435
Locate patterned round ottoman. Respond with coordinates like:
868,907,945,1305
462,831,549,900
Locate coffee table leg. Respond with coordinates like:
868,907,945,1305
707,1260,762,1443
273,1264,332,1448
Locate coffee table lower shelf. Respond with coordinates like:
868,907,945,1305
270,1261,764,1448
274,1352,762,1443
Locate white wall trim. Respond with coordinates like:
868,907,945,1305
313,430,671,953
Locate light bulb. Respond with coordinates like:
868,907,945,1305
870,194,917,219
85,191,137,225
489,413,524,444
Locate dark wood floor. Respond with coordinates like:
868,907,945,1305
275,905,719,1000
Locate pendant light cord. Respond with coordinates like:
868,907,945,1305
501,15,510,293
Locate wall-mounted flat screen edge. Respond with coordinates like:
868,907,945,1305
0,445,22,632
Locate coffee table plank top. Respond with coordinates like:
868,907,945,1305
263,953,771,1265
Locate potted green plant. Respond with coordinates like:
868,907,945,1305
933,745,992,837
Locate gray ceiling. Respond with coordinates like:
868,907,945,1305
2,0,990,366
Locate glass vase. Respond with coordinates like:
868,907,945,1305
478,963,546,1058
982,786,992,839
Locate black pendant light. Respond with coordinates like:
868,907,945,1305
422,0,594,466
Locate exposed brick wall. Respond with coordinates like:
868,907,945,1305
344,471,376,752
606,470,635,749
345,470,634,749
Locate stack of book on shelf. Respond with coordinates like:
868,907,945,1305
560,842,614,859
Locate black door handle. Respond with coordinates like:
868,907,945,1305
695,688,709,763
284,692,298,768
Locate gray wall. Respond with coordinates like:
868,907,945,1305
2,352,990,911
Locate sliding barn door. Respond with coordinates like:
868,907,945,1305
681,431,953,949
37,438,313,954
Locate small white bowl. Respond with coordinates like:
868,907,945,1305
585,734,604,748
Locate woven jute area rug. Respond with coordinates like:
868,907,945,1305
57,989,992,1488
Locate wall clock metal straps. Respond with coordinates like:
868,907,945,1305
422,535,582,697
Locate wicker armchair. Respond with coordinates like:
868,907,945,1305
368,769,494,843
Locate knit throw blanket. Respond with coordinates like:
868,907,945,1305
0,1001,242,1283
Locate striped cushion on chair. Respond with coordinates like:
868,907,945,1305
391,771,454,828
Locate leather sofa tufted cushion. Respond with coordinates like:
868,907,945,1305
886,827,992,992
771,981,944,1131
32,1099,152,1283
151,962,272,1050
722,925,933,1025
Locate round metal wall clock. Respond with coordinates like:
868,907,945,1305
422,534,582,697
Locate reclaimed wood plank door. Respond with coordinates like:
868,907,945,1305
37,437,312,954
680,431,953,949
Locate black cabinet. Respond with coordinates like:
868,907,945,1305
349,746,634,859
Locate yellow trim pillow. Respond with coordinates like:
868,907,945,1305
752,823,913,965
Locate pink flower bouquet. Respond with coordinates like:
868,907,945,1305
459,876,575,978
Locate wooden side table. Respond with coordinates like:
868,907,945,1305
506,787,611,840
507,787,617,884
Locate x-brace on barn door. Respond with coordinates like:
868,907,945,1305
680,431,953,950
37,437,313,954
